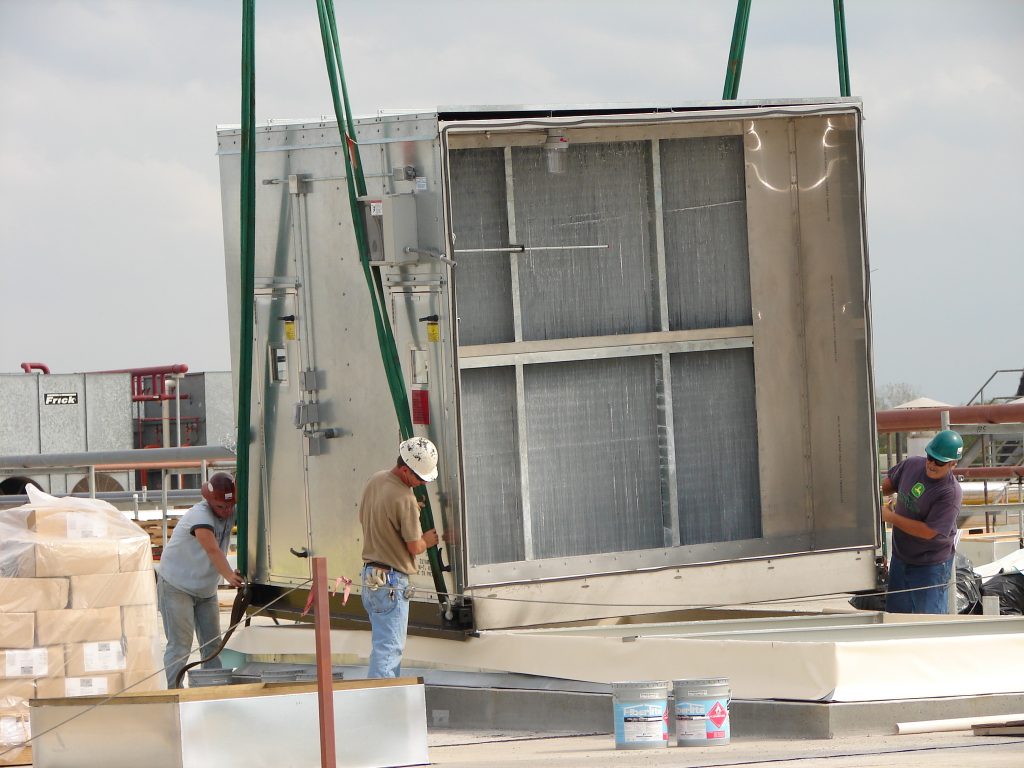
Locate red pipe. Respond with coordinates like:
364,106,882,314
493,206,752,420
876,403,1024,433
20,362,50,374
955,466,1024,480
98,364,189,376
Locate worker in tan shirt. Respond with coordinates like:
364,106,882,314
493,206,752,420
359,437,439,677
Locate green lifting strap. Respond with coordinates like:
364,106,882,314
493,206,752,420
722,0,752,100
723,0,852,99
314,0,450,612
235,0,256,575
833,0,852,98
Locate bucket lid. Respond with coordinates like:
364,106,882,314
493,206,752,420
672,677,729,688
611,680,670,690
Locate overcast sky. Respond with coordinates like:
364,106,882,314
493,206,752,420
1,0,1020,405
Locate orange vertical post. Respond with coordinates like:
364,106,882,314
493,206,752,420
312,556,337,767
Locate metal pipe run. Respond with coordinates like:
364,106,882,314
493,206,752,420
0,445,234,471
0,488,203,508
876,403,1024,433
19,362,51,374
955,466,1024,480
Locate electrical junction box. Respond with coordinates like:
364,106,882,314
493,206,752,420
360,193,418,263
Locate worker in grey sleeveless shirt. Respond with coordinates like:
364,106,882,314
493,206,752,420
157,472,243,687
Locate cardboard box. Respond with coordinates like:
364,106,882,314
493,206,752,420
124,636,161,673
118,536,152,572
0,540,35,578
0,743,31,768
0,647,62,680
27,509,112,539
0,680,33,701
0,578,68,612
35,673,123,700
64,641,125,676
35,539,119,578
123,666,165,693
122,604,160,639
0,616,33,650
70,571,156,609
35,607,121,646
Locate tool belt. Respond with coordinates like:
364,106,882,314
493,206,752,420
364,562,395,590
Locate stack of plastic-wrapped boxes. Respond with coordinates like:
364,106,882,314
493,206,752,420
0,489,164,761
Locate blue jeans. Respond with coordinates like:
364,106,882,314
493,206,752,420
887,554,954,614
158,577,223,688
361,565,410,678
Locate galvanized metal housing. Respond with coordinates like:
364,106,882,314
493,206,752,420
218,99,878,630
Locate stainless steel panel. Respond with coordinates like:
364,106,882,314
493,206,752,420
745,116,813,538
179,685,429,768
84,373,132,451
221,116,459,597
794,114,875,541
38,374,86,454
200,373,234,448
254,292,310,582
178,371,234,448
468,547,876,628
31,683,428,768
31,700,183,768
0,374,40,454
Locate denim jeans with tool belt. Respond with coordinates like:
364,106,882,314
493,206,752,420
886,553,954,614
362,564,411,678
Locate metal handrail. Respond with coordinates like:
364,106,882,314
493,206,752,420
966,368,1024,406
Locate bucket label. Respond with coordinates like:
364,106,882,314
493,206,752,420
614,701,668,744
676,697,730,743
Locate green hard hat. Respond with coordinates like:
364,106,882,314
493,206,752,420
925,429,964,463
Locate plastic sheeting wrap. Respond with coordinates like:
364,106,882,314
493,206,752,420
0,488,164,759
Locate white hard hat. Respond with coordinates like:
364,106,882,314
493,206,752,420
399,437,439,482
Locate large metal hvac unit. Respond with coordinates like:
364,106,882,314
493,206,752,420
0,373,133,495
218,99,878,631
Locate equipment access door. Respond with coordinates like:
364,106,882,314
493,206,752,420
253,290,311,583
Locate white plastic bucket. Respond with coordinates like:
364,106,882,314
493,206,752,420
611,680,670,750
673,677,731,746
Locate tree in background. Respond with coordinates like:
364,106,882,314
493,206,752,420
875,381,921,411
875,382,921,462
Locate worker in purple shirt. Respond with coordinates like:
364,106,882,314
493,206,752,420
880,429,964,614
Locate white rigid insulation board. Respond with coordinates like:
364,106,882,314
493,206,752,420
227,616,1024,703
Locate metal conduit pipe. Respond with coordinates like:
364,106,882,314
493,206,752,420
876,403,1024,432
0,445,234,471
0,490,205,511
19,362,50,374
